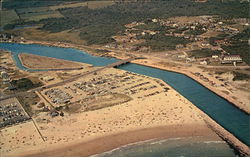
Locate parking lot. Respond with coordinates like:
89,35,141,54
0,98,30,128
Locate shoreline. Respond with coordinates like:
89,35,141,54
16,124,223,157
129,61,250,156
1,41,249,156
4,40,249,114
132,60,250,115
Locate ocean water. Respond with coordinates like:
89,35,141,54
92,137,237,157
0,42,249,156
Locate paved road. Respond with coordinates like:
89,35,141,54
0,58,135,101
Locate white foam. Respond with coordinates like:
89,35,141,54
90,138,157,157
203,141,226,144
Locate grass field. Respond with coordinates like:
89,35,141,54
0,10,19,26
16,6,63,22
19,11,63,21
50,1,115,10
16,7,51,14
11,27,86,45
187,48,220,58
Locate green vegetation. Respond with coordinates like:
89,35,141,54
222,28,250,65
15,7,63,22
137,32,192,51
3,0,114,10
17,92,40,116
172,27,189,34
50,1,115,10
188,48,220,58
11,78,42,91
16,7,51,14
232,71,250,81
38,0,248,45
79,25,121,45
2,0,249,46
3,0,64,9
209,33,231,46
3,24,16,30
0,10,20,27
20,11,63,22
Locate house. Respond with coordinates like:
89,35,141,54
200,60,208,65
177,54,186,58
221,55,243,64
190,26,196,30
215,39,228,45
212,55,219,59
186,57,196,62
42,76,54,82
176,44,184,49
152,19,158,23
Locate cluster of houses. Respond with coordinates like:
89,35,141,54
0,33,14,42
198,54,243,66
45,88,72,105
106,16,246,65
0,33,25,43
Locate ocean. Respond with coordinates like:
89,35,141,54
91,137,237,157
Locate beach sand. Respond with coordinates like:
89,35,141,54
131,59,250,114
1,43,249,157
21,124,219,157
1,74,224,157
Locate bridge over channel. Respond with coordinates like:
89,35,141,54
106,58,136,68
0,57,142,101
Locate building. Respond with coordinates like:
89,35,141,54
200,60,208,65
1,71,10,83
212,55,219,59
41,76,54,82
152,19,158,23
221,55,243,64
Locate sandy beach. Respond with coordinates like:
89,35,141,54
1,41,249,157
1,70,226,157
20,124,219,157
131,59,250,114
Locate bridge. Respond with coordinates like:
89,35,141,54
0,58,140,101
106,58,135,68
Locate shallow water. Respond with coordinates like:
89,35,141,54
92,137,237,157
0,42,249,155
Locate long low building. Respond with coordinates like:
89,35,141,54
221,55,243,64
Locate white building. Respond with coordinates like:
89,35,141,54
221,55,243,64
212,55,219,59
200,60,208,65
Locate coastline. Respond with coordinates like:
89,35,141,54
17,124,222,157
131,60,250,115
1,41,249,156
129,61,250,156
8,40,249,114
